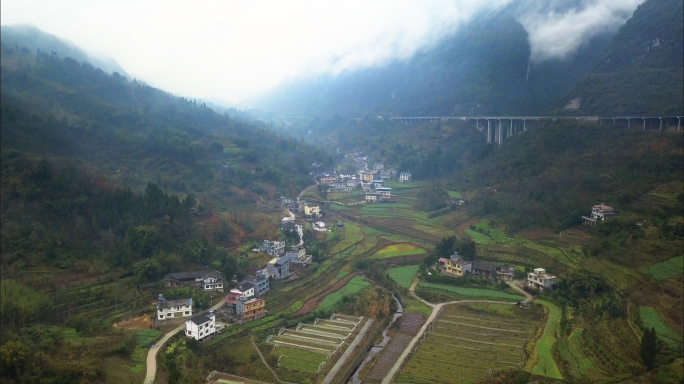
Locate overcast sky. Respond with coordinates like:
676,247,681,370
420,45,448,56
1,0,643,104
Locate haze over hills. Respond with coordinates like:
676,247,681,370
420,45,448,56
1,24,128,76
251,0,683,117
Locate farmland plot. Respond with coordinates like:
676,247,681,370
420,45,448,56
397,303,541,384
267,314,364,374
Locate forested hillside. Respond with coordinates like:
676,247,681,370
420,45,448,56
554,0,684,115
0,45,329,201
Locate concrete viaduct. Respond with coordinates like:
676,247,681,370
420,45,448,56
281,115,683,144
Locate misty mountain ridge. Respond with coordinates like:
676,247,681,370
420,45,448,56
251,0,683,117
1,24,128,76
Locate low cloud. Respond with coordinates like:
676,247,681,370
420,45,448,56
517,0,644,63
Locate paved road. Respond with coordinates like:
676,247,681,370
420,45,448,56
506,280,534,303
322,319,374,384
143,296,227,384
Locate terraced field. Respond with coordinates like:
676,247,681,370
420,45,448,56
396,304,541,384
418,282,525,302
268,314,363,374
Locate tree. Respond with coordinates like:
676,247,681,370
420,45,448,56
640,327,658,370
133,259,163,281
0,340,31,378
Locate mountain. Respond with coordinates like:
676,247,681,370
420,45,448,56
252,0,682,118
0,24,128,76
0,43,329,200
553,0,684,115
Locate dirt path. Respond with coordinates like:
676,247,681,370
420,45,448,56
506,280,534,304
409,279,435,308
297,183,319,201
294,272,360,316
626,303,642,341
321,319,374,384
250,335,298,384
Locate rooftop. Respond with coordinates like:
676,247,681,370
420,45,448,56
189,313,213,325
236,281,254,291
163,271,223,281
159,298,192,309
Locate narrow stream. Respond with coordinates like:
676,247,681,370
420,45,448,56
349,294,403,384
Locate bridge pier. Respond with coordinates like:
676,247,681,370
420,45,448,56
660,117,663,132
627,118,630,128
643,118,646,130
678,117,681,132
498,120,503,145
487,120,492,144
523,119,526,132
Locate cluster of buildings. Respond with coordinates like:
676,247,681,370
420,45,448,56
437,253,557,291
321,161,413,196
280,197,320,218
155,269,272,341
582,203,615,226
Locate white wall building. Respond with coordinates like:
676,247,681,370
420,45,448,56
399,172,412,182
527,268,557,291
230,281,255,298
261,240,285,256
591,204,614,221
365,192,382,202
185,311,216,340
157,295,192,320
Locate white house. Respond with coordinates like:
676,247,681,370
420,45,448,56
399,172,412,182
591,204,614,221
157,295,192,320
375,187,392,199
230,281,255,298
365,192,382,203
527,268,557,291
185,311,216,341
373,163,384,171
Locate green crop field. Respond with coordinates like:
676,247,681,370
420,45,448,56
642,255,684,281
329,222,363,254
336,270,350,279
464,229,495,245
320,276,370,310
639,306,682,349
419,282,525,302
389,265,420,289
371,248,426,259
135,330,161,347
533,300,563,379
447,190,463,198
276,346,328,373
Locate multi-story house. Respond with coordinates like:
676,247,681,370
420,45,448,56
365,192,382,203
157,295,192,320
438,253,472,276
399,172,412,182
375,187,392,199
230,281,255,298
236,296,266,319
303,205,320,217
591,204,614,221
261,240,286,256
373,163,384,171
527,268,556,290
267,257,290,280
184,311,216,340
